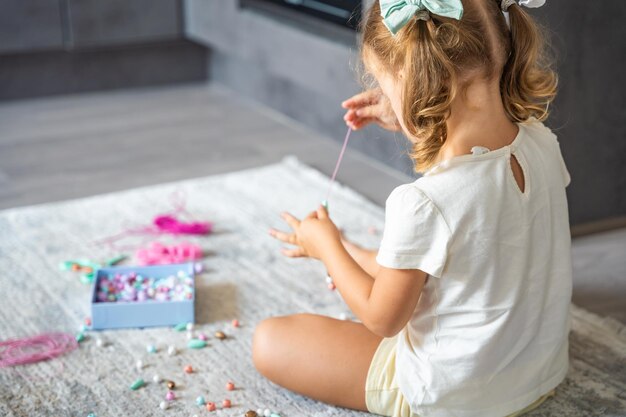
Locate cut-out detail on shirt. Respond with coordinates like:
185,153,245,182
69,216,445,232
510,154,525,193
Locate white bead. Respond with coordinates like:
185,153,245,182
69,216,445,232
339,313,347,321
135,359,143,370
159,401,169,410
264,409,271,417
256,410,263,416
167,345,176,356
186,322,194,331
95,338,104,347
325,275,333,284
186,331,194,340
152,374,161,383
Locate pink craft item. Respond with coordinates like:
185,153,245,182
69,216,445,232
135,242,203,265
0,333,78,368
95,190,213,251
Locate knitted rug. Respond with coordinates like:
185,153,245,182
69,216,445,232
0,157,624,417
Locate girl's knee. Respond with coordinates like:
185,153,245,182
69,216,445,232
252,316,287,376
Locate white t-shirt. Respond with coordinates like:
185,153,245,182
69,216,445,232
376,120,573,417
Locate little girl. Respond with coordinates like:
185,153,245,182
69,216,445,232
255,0,572,416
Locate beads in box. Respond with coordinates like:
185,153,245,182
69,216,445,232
95,270,194,303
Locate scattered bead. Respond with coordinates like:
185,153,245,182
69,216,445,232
226,381,235,391
79,324,88,332
135,359,144,371
186,322,194,331
339,313,348,321
159,401,169,410
256,409,263,416
186,331,195,340
198,333,208,341
84,317,92,326
166,390,176,401
196,396,205,406
232,319,240,328
166,380,176,390
76,332,85,343
87,413,96,417
246,411,259,417
95,337,104,347
167,345,177,356
130,378,145,390
264,409,271,417
206,402,216,412
328,283,336,291
152,374,161,383
187,339,207,349
222,399,231,408
194,263,204,274
184,365,193,374
146,344,157,354
174,322,187,331
325,276,333,284
215,331,226,340
270,414,281,417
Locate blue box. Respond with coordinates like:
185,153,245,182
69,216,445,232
91,263,195,330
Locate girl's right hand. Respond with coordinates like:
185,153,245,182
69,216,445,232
342,88,401,132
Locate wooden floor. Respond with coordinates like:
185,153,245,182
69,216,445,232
1,83,624,323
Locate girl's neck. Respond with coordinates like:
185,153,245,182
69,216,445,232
436,80,519,163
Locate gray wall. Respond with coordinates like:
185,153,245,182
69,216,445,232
185,0,626,227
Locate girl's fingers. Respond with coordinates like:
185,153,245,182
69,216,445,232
355,103,384,119
269,228,297,245
349,117,376,130
305,210,318,220
281,212,300,229
341,89,380,109
281,247,306,258
343,108,358,122
317,205,329,219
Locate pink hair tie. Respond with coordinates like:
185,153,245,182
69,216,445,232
135,242,203,265
0,333,78,368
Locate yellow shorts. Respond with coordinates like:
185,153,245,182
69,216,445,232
365,336,556,417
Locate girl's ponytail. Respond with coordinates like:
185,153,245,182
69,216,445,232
501,4,557,122
404,19,457,171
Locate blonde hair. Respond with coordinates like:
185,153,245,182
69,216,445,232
361,0,558,173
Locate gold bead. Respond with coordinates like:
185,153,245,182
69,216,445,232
215,331,226,340
166,380,176,390
245,411,258,417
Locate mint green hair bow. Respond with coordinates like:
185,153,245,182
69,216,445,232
380,0,464,35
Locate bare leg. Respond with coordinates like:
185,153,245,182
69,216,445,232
252,313,383,411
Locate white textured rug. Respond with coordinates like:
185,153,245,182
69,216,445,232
0,157,625,417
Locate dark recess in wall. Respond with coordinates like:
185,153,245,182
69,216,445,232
0,41,208,101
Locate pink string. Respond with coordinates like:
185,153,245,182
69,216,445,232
135,242,203,265
325,127,352,203
0,333,78,368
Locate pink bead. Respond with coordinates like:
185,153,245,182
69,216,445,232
328,283,336,291
232,319,240,328
166,391,176,401
222,399,231,408
206,402,216,412
198,333,208,341
225,381,235,391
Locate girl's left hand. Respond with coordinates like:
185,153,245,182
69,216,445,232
269,205,341,260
